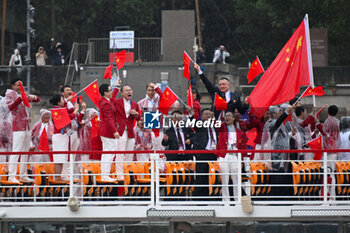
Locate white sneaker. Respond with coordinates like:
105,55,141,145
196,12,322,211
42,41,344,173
21,176,34,182
8,177,21,183
101,176,117,182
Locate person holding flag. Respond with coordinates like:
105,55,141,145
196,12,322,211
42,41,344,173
6,78,40,183
49,94,79,181
194,63,248,120
138,82,163,112
315,105,340,198
60,84,81,155
29,109,54,163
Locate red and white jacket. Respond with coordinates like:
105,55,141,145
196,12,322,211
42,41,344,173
6,89,40,132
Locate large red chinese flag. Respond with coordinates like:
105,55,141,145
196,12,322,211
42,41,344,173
187,83,193,108
301,86,325,98
214,94,227,111
103,65,113,79
37,127,50,151
19,82,30,108
50,108,71,130
90,116,99,139
247,56,264,84
247,17,311,118
115,50,126,70
84,80,101,108
158,87,179,115
183,52,191,80
306,136,323,160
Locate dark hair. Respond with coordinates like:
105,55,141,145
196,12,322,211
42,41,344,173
171,110,182,115
99,84,110,97
295,106,305,117
11,78,22,86
146,83,154,90
60,84,71,93
289,98,299,106
192,87,201,101
328,105,338,116
49,94,62,106
220,77,230,82
201,108,211,115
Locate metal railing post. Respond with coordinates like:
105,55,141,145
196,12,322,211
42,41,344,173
237,153,242,205
323,152,328,204
69,153,74,197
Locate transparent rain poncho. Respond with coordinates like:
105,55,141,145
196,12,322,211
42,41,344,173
0,96,13,153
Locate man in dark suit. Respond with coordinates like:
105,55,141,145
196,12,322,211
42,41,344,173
99,84,120,182
194,63,249,119
113,85,141,180
192,108,219,198
162,111,195,161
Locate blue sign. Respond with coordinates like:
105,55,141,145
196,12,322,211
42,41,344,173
143,111,161,129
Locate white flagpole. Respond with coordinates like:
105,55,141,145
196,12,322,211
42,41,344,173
73,79,98,96
256,56,265,72
184,51,195,64
304,14,316,107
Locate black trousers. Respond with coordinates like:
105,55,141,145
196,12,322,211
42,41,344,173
193,153,217,198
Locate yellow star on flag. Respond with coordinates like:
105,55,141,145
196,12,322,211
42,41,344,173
297,36,303,51
54,112,58,116
285,57,290,62
286,48,290,53
117,58,120,63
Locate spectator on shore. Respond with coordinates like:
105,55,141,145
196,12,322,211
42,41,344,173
213,45,230,64
9,49,22,67
36,46,48,66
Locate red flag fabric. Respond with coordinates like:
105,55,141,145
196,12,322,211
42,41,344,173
84,80,101,108
71,92,78,103
187,84,193,108
214,94,227,111
158,87,179,115
37,127,50,151
301,86,325,98
316,104,327,120
50,108,71,130
247,56,264,84
79,96,83,103
283,114,292,125
90,116,99,139
247,18,311,118
104,65,113,79
306,136,323,160
115,50,126,70
183,52,191,80
19,82,30,108
152,128,160,138
246,128,257,148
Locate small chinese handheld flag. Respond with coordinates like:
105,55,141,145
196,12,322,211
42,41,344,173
315,104,327,120
183,51,191,80
301,86,325,98
115,50,126,70
247,56,264,84
104,65,113,79
90,116,99,139
246,128,257,148
187,83,193,108
71,92,78,103
158,87,179,115
84,80,101,108
37,127,50,151
247,16,311,118
50,108,71,130
306,136,323,160
283,113,292,125
19,82,30,108
214,94,227,111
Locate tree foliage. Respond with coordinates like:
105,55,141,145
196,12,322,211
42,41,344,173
24,0,350,66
